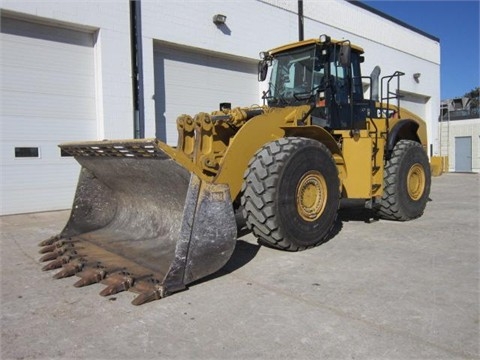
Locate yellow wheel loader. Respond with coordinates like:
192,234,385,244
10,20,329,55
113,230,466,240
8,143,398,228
39,35,431,305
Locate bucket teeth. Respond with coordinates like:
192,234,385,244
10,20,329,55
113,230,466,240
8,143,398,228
132,289,163,306
99,274,134,296
39,251,60,262
53,261,84,279
74,269,107,288
39,240,67,254
39,235,61,247
39,244,58,254
39,245,71,262
41,255,72,271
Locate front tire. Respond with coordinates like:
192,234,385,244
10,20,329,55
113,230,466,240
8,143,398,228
376,139,431,221
241,137,339,251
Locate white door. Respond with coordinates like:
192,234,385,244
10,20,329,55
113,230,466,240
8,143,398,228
0,16,97,215
455,136,472,172
153,42,259,144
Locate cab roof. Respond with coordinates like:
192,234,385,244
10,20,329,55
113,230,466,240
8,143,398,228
269,38,364,55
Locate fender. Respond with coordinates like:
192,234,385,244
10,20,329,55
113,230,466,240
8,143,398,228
387,119,421,153
214,106,344,201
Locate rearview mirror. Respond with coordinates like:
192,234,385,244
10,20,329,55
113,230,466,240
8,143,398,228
258,60,268,82
339,44,351,67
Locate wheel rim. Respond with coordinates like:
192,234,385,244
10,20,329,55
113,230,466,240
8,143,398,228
296,171,327,222
407,163,426,201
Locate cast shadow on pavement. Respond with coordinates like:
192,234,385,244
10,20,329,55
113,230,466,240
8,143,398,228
193,200,377,287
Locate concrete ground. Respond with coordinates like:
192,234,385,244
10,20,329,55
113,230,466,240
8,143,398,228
1,173,478,360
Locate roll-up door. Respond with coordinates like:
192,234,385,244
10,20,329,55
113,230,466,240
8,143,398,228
153,42,259,144
1,16,97,215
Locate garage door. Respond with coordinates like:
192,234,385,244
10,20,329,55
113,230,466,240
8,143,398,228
1,16,97,215
153,42,259,144
398,90,429,121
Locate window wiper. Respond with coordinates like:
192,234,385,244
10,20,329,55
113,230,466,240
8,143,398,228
293,91,314,101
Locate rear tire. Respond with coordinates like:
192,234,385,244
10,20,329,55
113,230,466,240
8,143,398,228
375,139,431,221
241,137,339,251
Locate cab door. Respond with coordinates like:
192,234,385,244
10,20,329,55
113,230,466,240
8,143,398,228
329,50,368,130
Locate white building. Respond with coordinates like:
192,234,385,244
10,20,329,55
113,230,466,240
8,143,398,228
439,98,480,172
0,0,441,215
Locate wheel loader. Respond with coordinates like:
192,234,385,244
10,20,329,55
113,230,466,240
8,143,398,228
39,35,431,305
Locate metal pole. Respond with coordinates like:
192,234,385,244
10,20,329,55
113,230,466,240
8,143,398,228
130,0,145,138
298,0,304,41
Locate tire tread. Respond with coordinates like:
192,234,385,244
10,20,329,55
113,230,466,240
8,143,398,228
241,137,337,251
376,139,430,221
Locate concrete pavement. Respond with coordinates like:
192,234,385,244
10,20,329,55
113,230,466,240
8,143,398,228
1,173,478,359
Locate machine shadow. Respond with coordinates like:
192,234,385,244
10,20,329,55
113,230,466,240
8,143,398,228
338,199,379,223
191,201,377,288
191,238,261,286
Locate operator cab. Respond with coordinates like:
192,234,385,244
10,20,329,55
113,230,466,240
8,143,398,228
259,35,371,131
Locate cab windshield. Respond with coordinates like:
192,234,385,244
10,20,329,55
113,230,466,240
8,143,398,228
267,45,324,106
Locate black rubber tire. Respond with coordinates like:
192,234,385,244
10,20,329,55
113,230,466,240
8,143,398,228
241,137,339,251
375,139,431,221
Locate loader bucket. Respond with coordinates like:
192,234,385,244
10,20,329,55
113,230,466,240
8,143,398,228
39,139,237,305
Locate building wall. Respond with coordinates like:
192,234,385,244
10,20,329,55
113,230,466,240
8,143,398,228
439,118,480,172
139,0,441,153
0,0,441,214
1,0,441,145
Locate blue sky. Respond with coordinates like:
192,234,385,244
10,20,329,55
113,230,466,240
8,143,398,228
363,0,480,100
